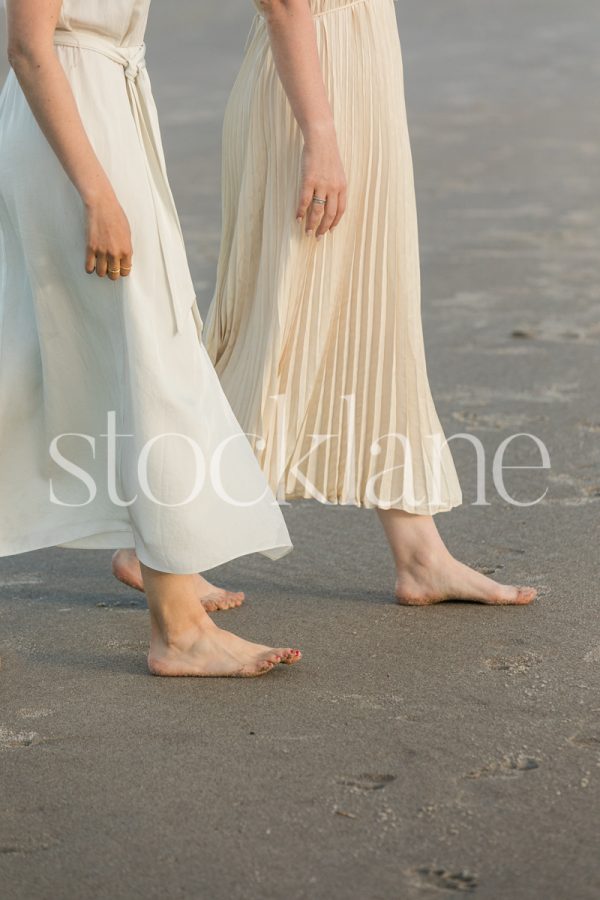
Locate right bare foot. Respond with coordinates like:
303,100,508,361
395,551,537,606
378,508,537,608
148,619,302,678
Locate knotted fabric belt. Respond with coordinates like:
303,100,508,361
53,30,196,335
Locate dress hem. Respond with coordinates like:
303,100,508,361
278,491,463,514
0,519,293,575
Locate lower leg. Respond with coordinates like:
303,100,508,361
142,564,301,677
377,509,537,606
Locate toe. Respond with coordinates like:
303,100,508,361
201,598,220,613
243,659,277,677
280,648,302,665
214,592,244,611
516,586,538,605
495,585,537,605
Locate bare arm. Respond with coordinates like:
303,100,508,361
6,0,132,278
259,0,347,237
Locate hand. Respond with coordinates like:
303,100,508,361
296,125,347,239
85,193,133,281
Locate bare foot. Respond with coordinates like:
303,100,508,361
148,618,302,677
395,550,538,606
112,549,245,612
377,509,537,607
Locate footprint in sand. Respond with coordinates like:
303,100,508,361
0,840,57,856
467,754,540,779
406,866,478,894
0,726,43,750
568,734,600,751
16,708,53,720
511,328,535,340
337,774,396,792
483,653,541,675
472,562,504,576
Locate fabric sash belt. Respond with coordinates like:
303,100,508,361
53,30,196,335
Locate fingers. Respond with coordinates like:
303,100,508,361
95,252,108,278
107,255,122,281
85,249,133,279
297,183,347,239
330,186,347,230
120,251,133,278
316,194,339,238
296,179,315,224
85,248,97,275
85,200,133,279
305,187,327,236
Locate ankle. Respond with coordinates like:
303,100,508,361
151,614,215,650
394,545,448,577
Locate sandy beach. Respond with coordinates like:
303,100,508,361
0,2,599,897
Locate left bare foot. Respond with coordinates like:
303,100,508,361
112,549,245,612
148,619,302,678
395,550,537,606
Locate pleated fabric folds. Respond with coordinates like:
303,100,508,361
205,0,463,513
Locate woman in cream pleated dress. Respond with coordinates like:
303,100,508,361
198,0,537,606
0,0,302,675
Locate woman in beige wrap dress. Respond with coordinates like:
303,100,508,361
0,0,302,675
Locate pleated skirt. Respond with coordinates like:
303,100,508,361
205,0,463,513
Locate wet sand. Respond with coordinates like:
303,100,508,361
1,2,599,898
